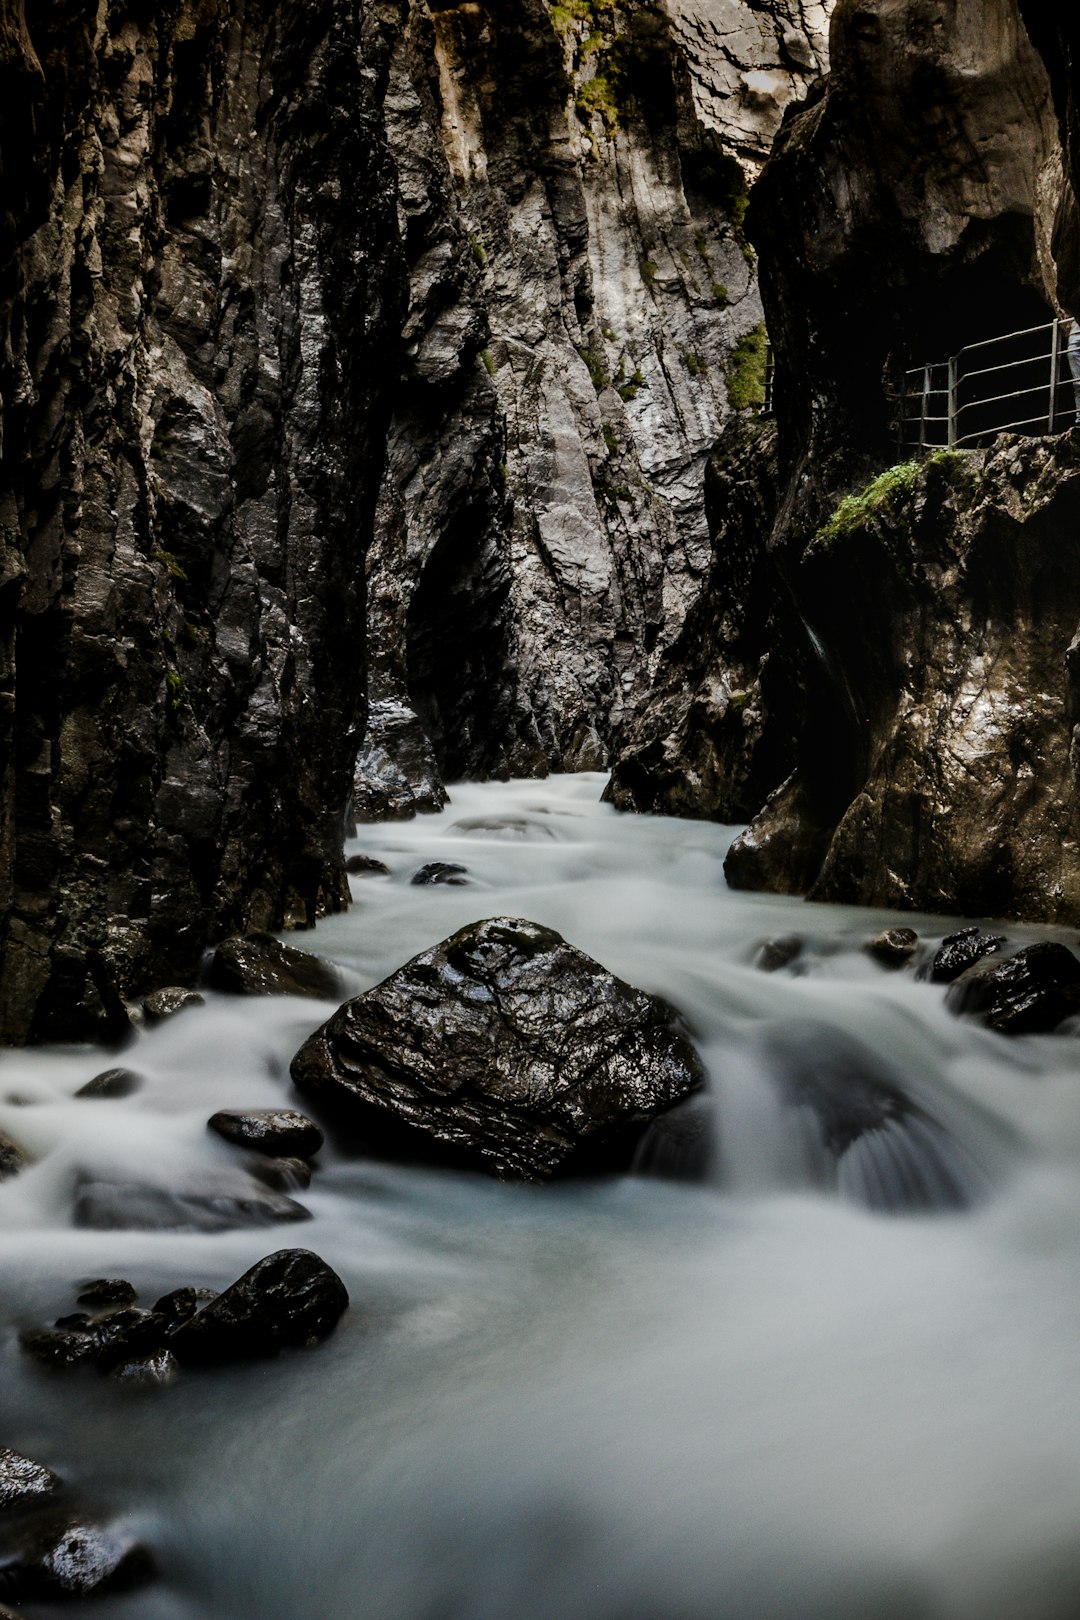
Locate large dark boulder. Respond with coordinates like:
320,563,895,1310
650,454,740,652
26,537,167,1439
945,942,1080,1033
169,1250,349,1365
290,916,705,1181
206,934,342,1001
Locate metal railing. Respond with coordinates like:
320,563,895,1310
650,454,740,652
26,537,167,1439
898,318,1078,451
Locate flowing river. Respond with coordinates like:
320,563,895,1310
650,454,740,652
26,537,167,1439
3,773,1080,1619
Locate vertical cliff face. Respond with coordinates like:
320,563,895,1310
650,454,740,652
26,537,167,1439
0,0,405,1040
354,0,832,817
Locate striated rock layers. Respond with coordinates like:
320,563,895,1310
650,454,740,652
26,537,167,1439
614,0,1080,925
0,0,403,1041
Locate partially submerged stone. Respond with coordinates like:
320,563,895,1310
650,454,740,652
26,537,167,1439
345,854,390,877
291,916,705,1181
206,932,342,1000
73,1177,309,1232
0,1132,28,1180
75,1068,143,1100
77,1279,136,1308
0,1449,62,1512
410,861,470,887
208,1109,323,1160
946,942,1080,1034
865,927,919,968
142,987,205,1023
753,935,803,973
0,1513,154,1600
169,1249,349,1364
928,926,1005,983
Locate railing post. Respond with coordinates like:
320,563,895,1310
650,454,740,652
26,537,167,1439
1050,316,1060,434
920,366,931,448
947,354,958,448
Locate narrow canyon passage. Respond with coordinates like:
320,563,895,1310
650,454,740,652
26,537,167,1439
1,775,1079,1619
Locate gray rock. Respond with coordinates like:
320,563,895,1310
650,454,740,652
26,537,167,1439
109,1350,180,1390
291,916,705,1181
169,1249,349,1364
410,862,470,887
0,1449,62,1512
865,928,919,968
753,935,804,973
345,855,390,877
73,1178,310,1233
142,987,205,1024
946,943,1080,1033
206,934,341,1001
0,1513,154,1600
75,1068,144,1100
247,1156,313,1193
208,1109,323,1160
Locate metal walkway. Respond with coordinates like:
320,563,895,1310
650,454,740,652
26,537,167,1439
897,318,1079,451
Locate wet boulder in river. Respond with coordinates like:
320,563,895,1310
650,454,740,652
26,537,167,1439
207,932,342,1000
0,1513,153,1600
169,1249,349,1363
345,854,389,877
927,926,1005,983
0,1449,62,1511
291,916,705,1181
945,942,1080,1034
75,1067,143,1099
865,927,919,968
142,987,205,1022
208,1109,323,1159
410,861,470,886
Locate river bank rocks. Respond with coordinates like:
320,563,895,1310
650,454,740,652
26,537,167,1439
206,935,342,1001
291,917,705,1181
946,941,1080,1033
21,1251,348,1381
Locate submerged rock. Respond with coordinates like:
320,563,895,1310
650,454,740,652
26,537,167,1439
208,1110,324,1160
928,927,1006,984
753,936,803,973
75,1068,143,1100
945,943,1080,1034
247,1156,313,1193
0,1134,27,1181
206,934,341,1000
865,928,919,968
291,916,705,1181
0,1450,62,1512
345,855,390,877
169,1250,349,1364
73,1178,309,1233
410,862,470,887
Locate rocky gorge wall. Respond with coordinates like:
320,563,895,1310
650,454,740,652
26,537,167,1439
0,0,831,1041
613,0,1080,927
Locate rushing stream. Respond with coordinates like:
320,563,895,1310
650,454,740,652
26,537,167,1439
3,773,1080,1619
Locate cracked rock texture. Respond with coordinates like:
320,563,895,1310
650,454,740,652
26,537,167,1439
0,0,830,1039
291,915,706,1181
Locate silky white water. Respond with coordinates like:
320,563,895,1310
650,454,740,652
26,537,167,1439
3,772,1080,1619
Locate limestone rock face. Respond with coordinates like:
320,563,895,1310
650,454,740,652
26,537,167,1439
290,916,706,1181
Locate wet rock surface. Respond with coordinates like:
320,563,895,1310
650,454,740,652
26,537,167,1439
753,936,804,973
206,935,342,1001
928,928,1007,984
0,1513,154,1602
410,863,471,888
946,942,1080,1033
865,928,920,968
209,1110,324,1161
76,1280,136,1309
75,1069,143,1100
0,1134,27,1181
0,1450,62,1512
345,855,391,877
142,989,206,1024
291,916,706,1181
73,1178,310,1233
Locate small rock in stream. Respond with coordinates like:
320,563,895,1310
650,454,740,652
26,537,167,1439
75,1067,143,1099
247,1154,312,1192
0,1513,154,1600
864,927,919,967
927,926,1005,983
753,936,803,973
73,1177,310,1232
169,1249,349,1363
110,1350,179,1389
945,942,1080,1034
345,854,390,876
410,861,470,886
0,1133,28,1181
142,987,205,1022
152,1287,219,1332
208,1108,323,1159
20,1329,99,1371
206,932,342,999
77,1279,137,1308
0,1449,62,1512
291,915,705,1181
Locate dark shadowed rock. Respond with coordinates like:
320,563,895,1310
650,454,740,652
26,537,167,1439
632,1094,716,1182
753,936,803,973
73,1178,310,1233
208,1110,323,1160
929,927,1006,984
152,1288,219,1334
169,1250,349,1364
0,1450,62,1512
291,916,705,1181
946,943,1080,1034
410,862,470,887
207,934,342,1001
92,1309,168,1373
77,1279,136,1308
865,928,919,968
19,1329,99,1371
247,1156,313,1193
75,1068,143,1100
0,1513,153,1600
0,1135,27,1181
142,988,205,1023
345,855,390,877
